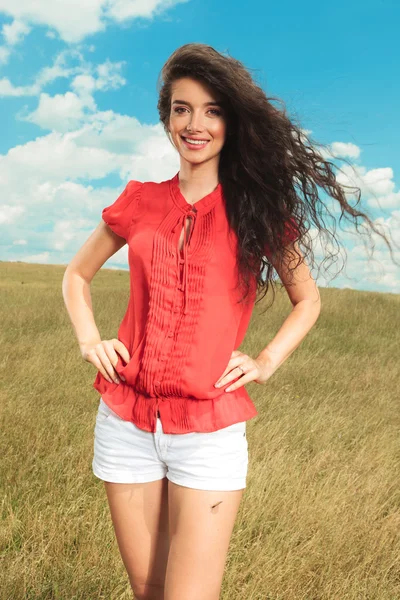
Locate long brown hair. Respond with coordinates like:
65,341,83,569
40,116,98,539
157,43,396,312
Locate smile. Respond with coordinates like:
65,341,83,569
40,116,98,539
181,136,210,148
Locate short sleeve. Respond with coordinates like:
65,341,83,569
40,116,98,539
264,216,300,259
102,179,142,241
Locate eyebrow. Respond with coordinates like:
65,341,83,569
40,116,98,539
172,99,223,107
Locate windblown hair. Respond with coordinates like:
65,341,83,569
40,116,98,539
157,43,395,313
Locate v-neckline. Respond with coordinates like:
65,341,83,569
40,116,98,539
169,172,223,214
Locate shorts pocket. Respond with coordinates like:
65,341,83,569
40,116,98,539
96,399,114,422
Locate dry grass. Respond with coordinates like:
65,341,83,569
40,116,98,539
0,261,399,599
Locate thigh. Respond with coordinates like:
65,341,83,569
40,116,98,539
165,480,244,600
104,478,170,599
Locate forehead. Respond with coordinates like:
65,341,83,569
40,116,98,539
171,77,222,103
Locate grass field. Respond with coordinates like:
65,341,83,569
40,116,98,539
1,261,399,599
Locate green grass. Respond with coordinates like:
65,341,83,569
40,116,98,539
1,261,399,599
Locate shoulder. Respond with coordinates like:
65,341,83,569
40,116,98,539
125,178,144,196
101,179,144,239
139,178,172,204
140,178,171,192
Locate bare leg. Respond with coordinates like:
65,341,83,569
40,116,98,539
165,480,244,600
104,477,169,600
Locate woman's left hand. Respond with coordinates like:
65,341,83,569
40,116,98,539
214,350,274,392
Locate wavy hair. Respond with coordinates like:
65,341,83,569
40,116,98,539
157,43,396,312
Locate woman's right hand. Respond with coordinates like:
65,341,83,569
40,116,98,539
80,339,131,384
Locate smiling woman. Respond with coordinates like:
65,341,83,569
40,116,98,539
168,81,227,163
62,42,395,600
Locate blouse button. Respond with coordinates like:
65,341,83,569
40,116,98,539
154,381,160,386
167,331,173,337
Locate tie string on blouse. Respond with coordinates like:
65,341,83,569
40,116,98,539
175,206,197,315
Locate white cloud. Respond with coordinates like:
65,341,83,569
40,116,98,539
0,0,189,44
1,130,128,184
21,251,51,263
368,191,400,211
35,49,87,89
0,48,126,99
0,76,36,96
299,138,398,212
330,164,399,211
22,91,97,132
0,45,10,64
0,102,179,269
2,18,30,45
0,1,105,45
317,140,400,214
94,59,127,90
0,18,30,64
0,204,25,224
329,141,361,159
308,209,400,292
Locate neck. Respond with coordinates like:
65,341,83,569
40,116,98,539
178,160,220,197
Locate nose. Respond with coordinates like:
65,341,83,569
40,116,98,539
187,110,205,132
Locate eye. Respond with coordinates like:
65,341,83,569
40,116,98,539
173,106,222,116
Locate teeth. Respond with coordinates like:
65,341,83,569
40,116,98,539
183,137,208,145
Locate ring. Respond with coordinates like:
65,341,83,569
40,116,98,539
238,365,245,374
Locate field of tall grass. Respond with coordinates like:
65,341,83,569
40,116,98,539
1,261,399,599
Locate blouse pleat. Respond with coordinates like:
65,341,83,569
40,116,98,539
93,172,299,433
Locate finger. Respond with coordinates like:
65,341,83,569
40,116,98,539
88,351,114,384
225,370,256,392
111,338,131,381
113,338,131,365
98,343,121,384
215,353,239,384
214,356,248,387
214,367,230,386
215,364,247,388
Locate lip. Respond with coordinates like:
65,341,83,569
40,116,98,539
180,135,210,150
181,136,210,141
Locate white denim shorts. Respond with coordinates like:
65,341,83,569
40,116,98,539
92,398,249,491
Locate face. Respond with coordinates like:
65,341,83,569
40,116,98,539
168,77,227,166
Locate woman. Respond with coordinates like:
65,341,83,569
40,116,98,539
62,44,390,599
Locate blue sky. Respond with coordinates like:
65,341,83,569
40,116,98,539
0,0,399,293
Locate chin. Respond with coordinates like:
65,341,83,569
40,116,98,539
187,156,218,166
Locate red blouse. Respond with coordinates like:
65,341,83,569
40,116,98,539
93,172,299,433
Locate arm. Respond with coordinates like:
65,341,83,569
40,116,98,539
214,240,321,392
62,221,125,349
62,222,130,382
256,241,321,371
